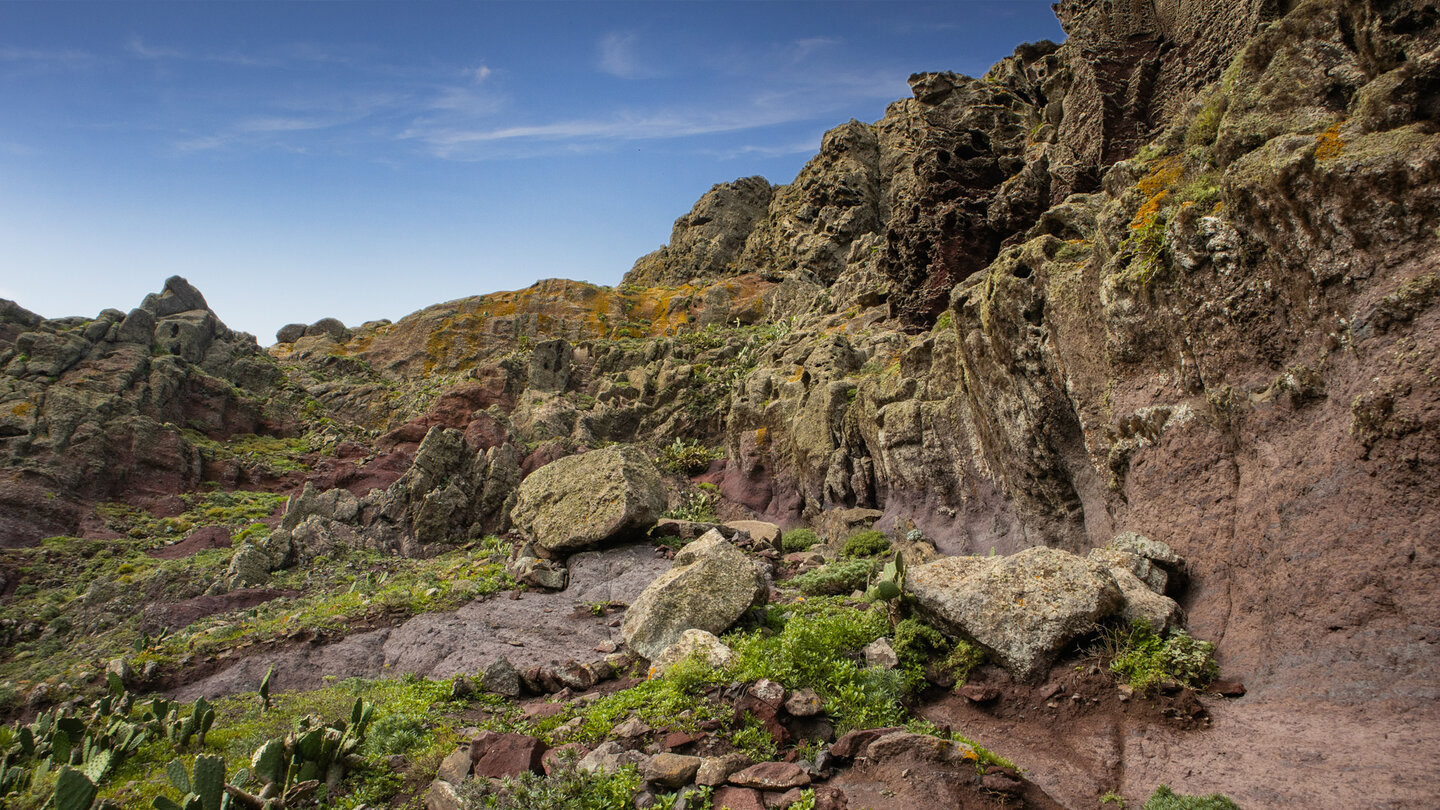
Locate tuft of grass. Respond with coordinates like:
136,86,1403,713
661,489,720,524
458,761,645,810
655,438,723,476
791,559,874,596
727,598,917,733
1144,785,1241,809
892,617,983,686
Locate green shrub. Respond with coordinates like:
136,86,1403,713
728,599,918,732
363,711,428,756
1144,784,1241,809
892,618,983,686
781,528,819,553
661,490,719,524
841,530,890,558
1107,622,1218,693
655,438,722,476
791,559,873,596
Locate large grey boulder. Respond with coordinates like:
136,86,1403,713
621,530,768,661
906,546,1123,681
510,444,665,555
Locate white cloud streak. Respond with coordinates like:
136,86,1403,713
597,32,646,79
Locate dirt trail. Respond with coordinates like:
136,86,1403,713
172,544,670,701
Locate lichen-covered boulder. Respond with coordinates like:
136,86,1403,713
621,530,767,660
510,444,665,555
906,546,1123,681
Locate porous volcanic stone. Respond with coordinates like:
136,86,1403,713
906,546,1122,681
622,530,768,661
510,444,666,554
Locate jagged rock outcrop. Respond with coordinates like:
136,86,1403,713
628,177,776,286
0,276,286,544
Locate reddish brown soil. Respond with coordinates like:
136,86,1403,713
920,661,1440,809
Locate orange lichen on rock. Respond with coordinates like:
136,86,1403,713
1314,121,1346,161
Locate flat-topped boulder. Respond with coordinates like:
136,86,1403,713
907,546,1123,681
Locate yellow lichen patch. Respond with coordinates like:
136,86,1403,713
755,426,769,446
1314,121,1346,161
1134,156,1184,200
8,401,33,417
1129,189,1172,232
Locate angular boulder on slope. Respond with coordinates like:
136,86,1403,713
906,546,1122,681
510,444,665,555
622,530,767,661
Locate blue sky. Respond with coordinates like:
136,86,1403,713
0,1,1064,342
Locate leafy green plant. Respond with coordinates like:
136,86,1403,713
864,553,904,602
1106,622,1218,693
655,438,722,476
661,490,719,523
727,599,917,732
1143,784,1240,809
841,530,890,558
781,528,818,553
790,559,874,596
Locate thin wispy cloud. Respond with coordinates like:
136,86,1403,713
0,46,97,73
126,36,183,60
472,64,492,83
789,37,841,62
597,32,647,79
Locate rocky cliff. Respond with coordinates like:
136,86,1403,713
1,0,1437,806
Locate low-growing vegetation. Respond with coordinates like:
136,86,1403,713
654,438,722,476
780,528,818,553
790,559,874,596
1103,621,1218,693
840,530,890,558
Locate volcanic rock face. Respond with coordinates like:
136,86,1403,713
0,276,283,544
3,1,1439,805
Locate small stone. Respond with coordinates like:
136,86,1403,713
436,748,473,785
696,752,752,786
829,726,904,761
1210,679,1246,697
613,716,651,738
957,684,1000,703
711,787,766,810
642,752,702,787
450,676,474,700
783,687,823,717
425,779,464,810
595,639,619,653
481,657,522,697
578,740,647,775
862,638,898,669
980,770,1024,796
470,733,547,779
728,761,811,790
